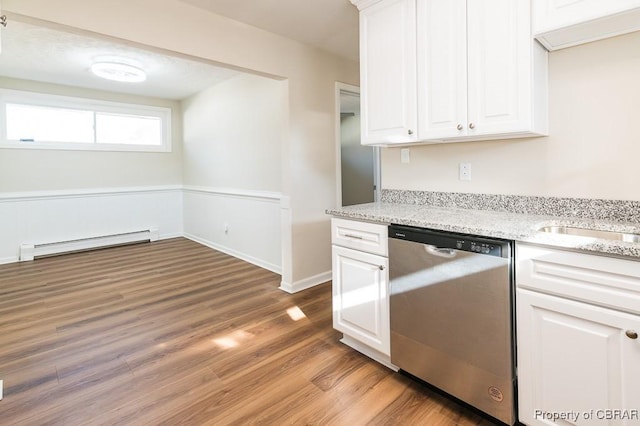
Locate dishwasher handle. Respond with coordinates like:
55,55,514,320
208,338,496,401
424,245,457,258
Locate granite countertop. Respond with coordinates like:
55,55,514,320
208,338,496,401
327,200,640,260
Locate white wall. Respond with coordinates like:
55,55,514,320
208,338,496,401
182,73,285,273
0,77,183,192
382,32,640,201
0,77,185,263
182,74,284,192
5,0,360,290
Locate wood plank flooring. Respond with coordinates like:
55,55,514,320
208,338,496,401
0,238,496,425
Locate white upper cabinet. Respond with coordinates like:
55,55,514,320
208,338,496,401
534,0,640,50
357,0,418,145
418,0,548,142
353,0,548,145
466,0,548,140
417,0,467,140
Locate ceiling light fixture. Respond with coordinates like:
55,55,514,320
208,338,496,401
91,62,147,83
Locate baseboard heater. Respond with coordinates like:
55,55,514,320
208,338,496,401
19,228,159,261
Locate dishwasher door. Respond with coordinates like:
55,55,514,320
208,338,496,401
389,226,515,425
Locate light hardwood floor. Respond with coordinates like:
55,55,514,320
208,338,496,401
0,238,496,425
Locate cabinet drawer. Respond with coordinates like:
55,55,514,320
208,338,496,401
516,243,640,315
331,218,388,256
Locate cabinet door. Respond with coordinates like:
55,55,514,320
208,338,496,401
417,0,467,140
534,0,640,33
332,245,389,355
517,289,640,426
466,0,534,137
359,0,417,145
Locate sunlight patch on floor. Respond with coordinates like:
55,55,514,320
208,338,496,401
286,306,307,321
212,330,254,349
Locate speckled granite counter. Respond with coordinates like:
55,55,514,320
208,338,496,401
326,190,640,260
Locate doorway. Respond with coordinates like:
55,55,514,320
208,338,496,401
336,83,381,207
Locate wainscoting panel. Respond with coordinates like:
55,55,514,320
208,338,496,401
0,186,183,264
183,186,282,274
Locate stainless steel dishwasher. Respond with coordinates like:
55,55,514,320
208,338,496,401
389,224,516,425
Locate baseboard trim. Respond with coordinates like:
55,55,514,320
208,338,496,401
279,270,332,294
184,233,281,275
340,335,399,372
158,233,184,241
0,256,18,265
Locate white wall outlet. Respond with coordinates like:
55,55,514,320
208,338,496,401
459,163,471,181
224,223,229,234
401,148,410,164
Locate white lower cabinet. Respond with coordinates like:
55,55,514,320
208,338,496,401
331,218,393,368
332,246,389,355
517,289,640,426
516,244,640,426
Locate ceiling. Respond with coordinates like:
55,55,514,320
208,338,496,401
179,0,360,61
0,1,360,101
0,20,241,100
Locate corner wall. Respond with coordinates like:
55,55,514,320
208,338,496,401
181,74,286,273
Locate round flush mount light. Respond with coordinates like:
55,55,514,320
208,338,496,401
91,62,147,83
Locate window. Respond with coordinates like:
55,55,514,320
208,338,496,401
6,104,95,144
0,89,171,152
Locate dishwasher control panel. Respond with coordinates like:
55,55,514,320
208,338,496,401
390,225,509,258
469,241,500,256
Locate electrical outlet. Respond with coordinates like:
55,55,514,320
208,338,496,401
459,163,471,181
401,148,410,164
224,223,229,234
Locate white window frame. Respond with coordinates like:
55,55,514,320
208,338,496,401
0,89,172,153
